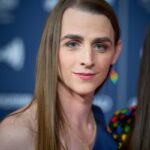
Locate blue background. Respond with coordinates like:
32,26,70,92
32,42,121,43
0,0,150,122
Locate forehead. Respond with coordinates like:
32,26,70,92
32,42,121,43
61,8,114,41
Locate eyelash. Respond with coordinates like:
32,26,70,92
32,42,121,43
64,41,109,52
65,41,80,49
93,43,109,53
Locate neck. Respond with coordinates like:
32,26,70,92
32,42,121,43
58,82,94,126
58,82,97,149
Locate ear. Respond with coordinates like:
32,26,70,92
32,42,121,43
112,40,122,64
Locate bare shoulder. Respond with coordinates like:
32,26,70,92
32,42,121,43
0,102,37,150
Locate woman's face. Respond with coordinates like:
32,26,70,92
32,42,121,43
58,8,121,96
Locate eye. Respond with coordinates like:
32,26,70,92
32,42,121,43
93,43,109,53
65,41,80,49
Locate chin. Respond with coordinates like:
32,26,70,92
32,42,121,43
72,87,96,96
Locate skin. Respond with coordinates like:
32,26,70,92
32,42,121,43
58,8,121,150
0,8,121,150
0,104,36,150
59,8,120,96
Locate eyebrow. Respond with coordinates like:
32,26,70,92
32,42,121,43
61,34,83,41
61,34,113,44
93,37,113,45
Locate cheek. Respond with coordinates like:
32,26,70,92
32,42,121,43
59,57,72,72
96,57,113,81
59,50,75,67
59,51,78,74
96,56,113,71
58,53,67,72
58,55,73,80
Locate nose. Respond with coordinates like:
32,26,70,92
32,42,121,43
80,47,94,67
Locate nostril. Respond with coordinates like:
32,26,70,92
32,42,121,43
81,62,85,65
80,61,94,68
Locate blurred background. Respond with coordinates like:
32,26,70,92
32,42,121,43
0,0,150,122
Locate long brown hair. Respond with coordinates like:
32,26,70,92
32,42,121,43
34,0,120,150
129,25,150,150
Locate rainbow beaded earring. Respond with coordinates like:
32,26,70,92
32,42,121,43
110,68,119,84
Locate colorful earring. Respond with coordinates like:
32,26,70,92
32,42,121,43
110,68,119,85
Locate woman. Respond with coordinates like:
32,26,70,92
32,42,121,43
109,24,150,150
0,0,122,150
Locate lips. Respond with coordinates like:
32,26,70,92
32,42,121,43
73,72,96,80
